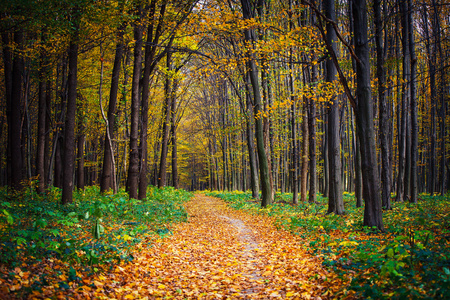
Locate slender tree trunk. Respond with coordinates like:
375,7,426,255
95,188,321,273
423,4,436,195
126,15,144,199
36,53,47,193
300,102,309,202
352,0,384,230
396,0,410,202
241,0,273,207
245,84,260,198
158,51,173,188
44,77,52,187
374,0,391,209
100,28,124,194
171,95,179,189
9,30,24,191
77,116,85,190
325,0,344,214
1,33,13,189
354,122,363,207
408,0,418,203
61,31,79,204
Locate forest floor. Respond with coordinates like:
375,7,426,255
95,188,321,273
3,189,448,299
63,194,347,299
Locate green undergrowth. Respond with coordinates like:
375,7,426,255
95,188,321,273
0,185,192,269
206,190,450,299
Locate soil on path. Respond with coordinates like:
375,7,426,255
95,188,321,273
71,194,342,299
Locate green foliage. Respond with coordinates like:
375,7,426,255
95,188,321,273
0,185,192,268
207,190,450,299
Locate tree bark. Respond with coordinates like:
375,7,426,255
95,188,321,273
61,33,79,204
36,52,47,193
245,81,260,198
126,14,144,199
158,51,173,188
9,30,24,191
241,0,273,207
100,27,124,194
408,0,418,203
352,0,384,230
374,0,391,209
422,4,436,195
325,0,344,215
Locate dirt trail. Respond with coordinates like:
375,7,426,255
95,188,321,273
70,194,342,299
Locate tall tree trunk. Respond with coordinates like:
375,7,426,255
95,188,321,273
44,77,52,187
158,51,173,188
374,0,391,209
308,65,317,203
77,116,85,190
171,92,179,189
9,30,24,191
126,15,144,199
396,0,410,202
408,0,418,203
100,28,124,194
352,0,384,230
61,31,79,204
423,4,436,195
300,102,309,203
241,0,273,207
245,83,260,198
36,52,47,193
325,0,344,214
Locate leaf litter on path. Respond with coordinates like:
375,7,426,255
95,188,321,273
63,194,350,299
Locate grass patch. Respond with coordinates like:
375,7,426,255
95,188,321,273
0,185,192,297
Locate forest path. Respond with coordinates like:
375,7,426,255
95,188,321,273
72,194,341,299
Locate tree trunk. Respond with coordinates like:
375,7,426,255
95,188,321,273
396,0,410,203
77,117,85,190
352,0,384,230
171,93,179,189
325,0,344,215
241,0,273,207
36,53,47,193
158,51,173,188
374,0,391,209
9,30,24,191
245,85,260,198
408,0,418,203
1,33,13,189
300,102,309,203
422,4,436,195
100,28,124,194
126,16,144,199
61,35,79,204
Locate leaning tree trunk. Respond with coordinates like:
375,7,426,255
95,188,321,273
352,0,384,230
126,16,144,199
100,27,124,194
